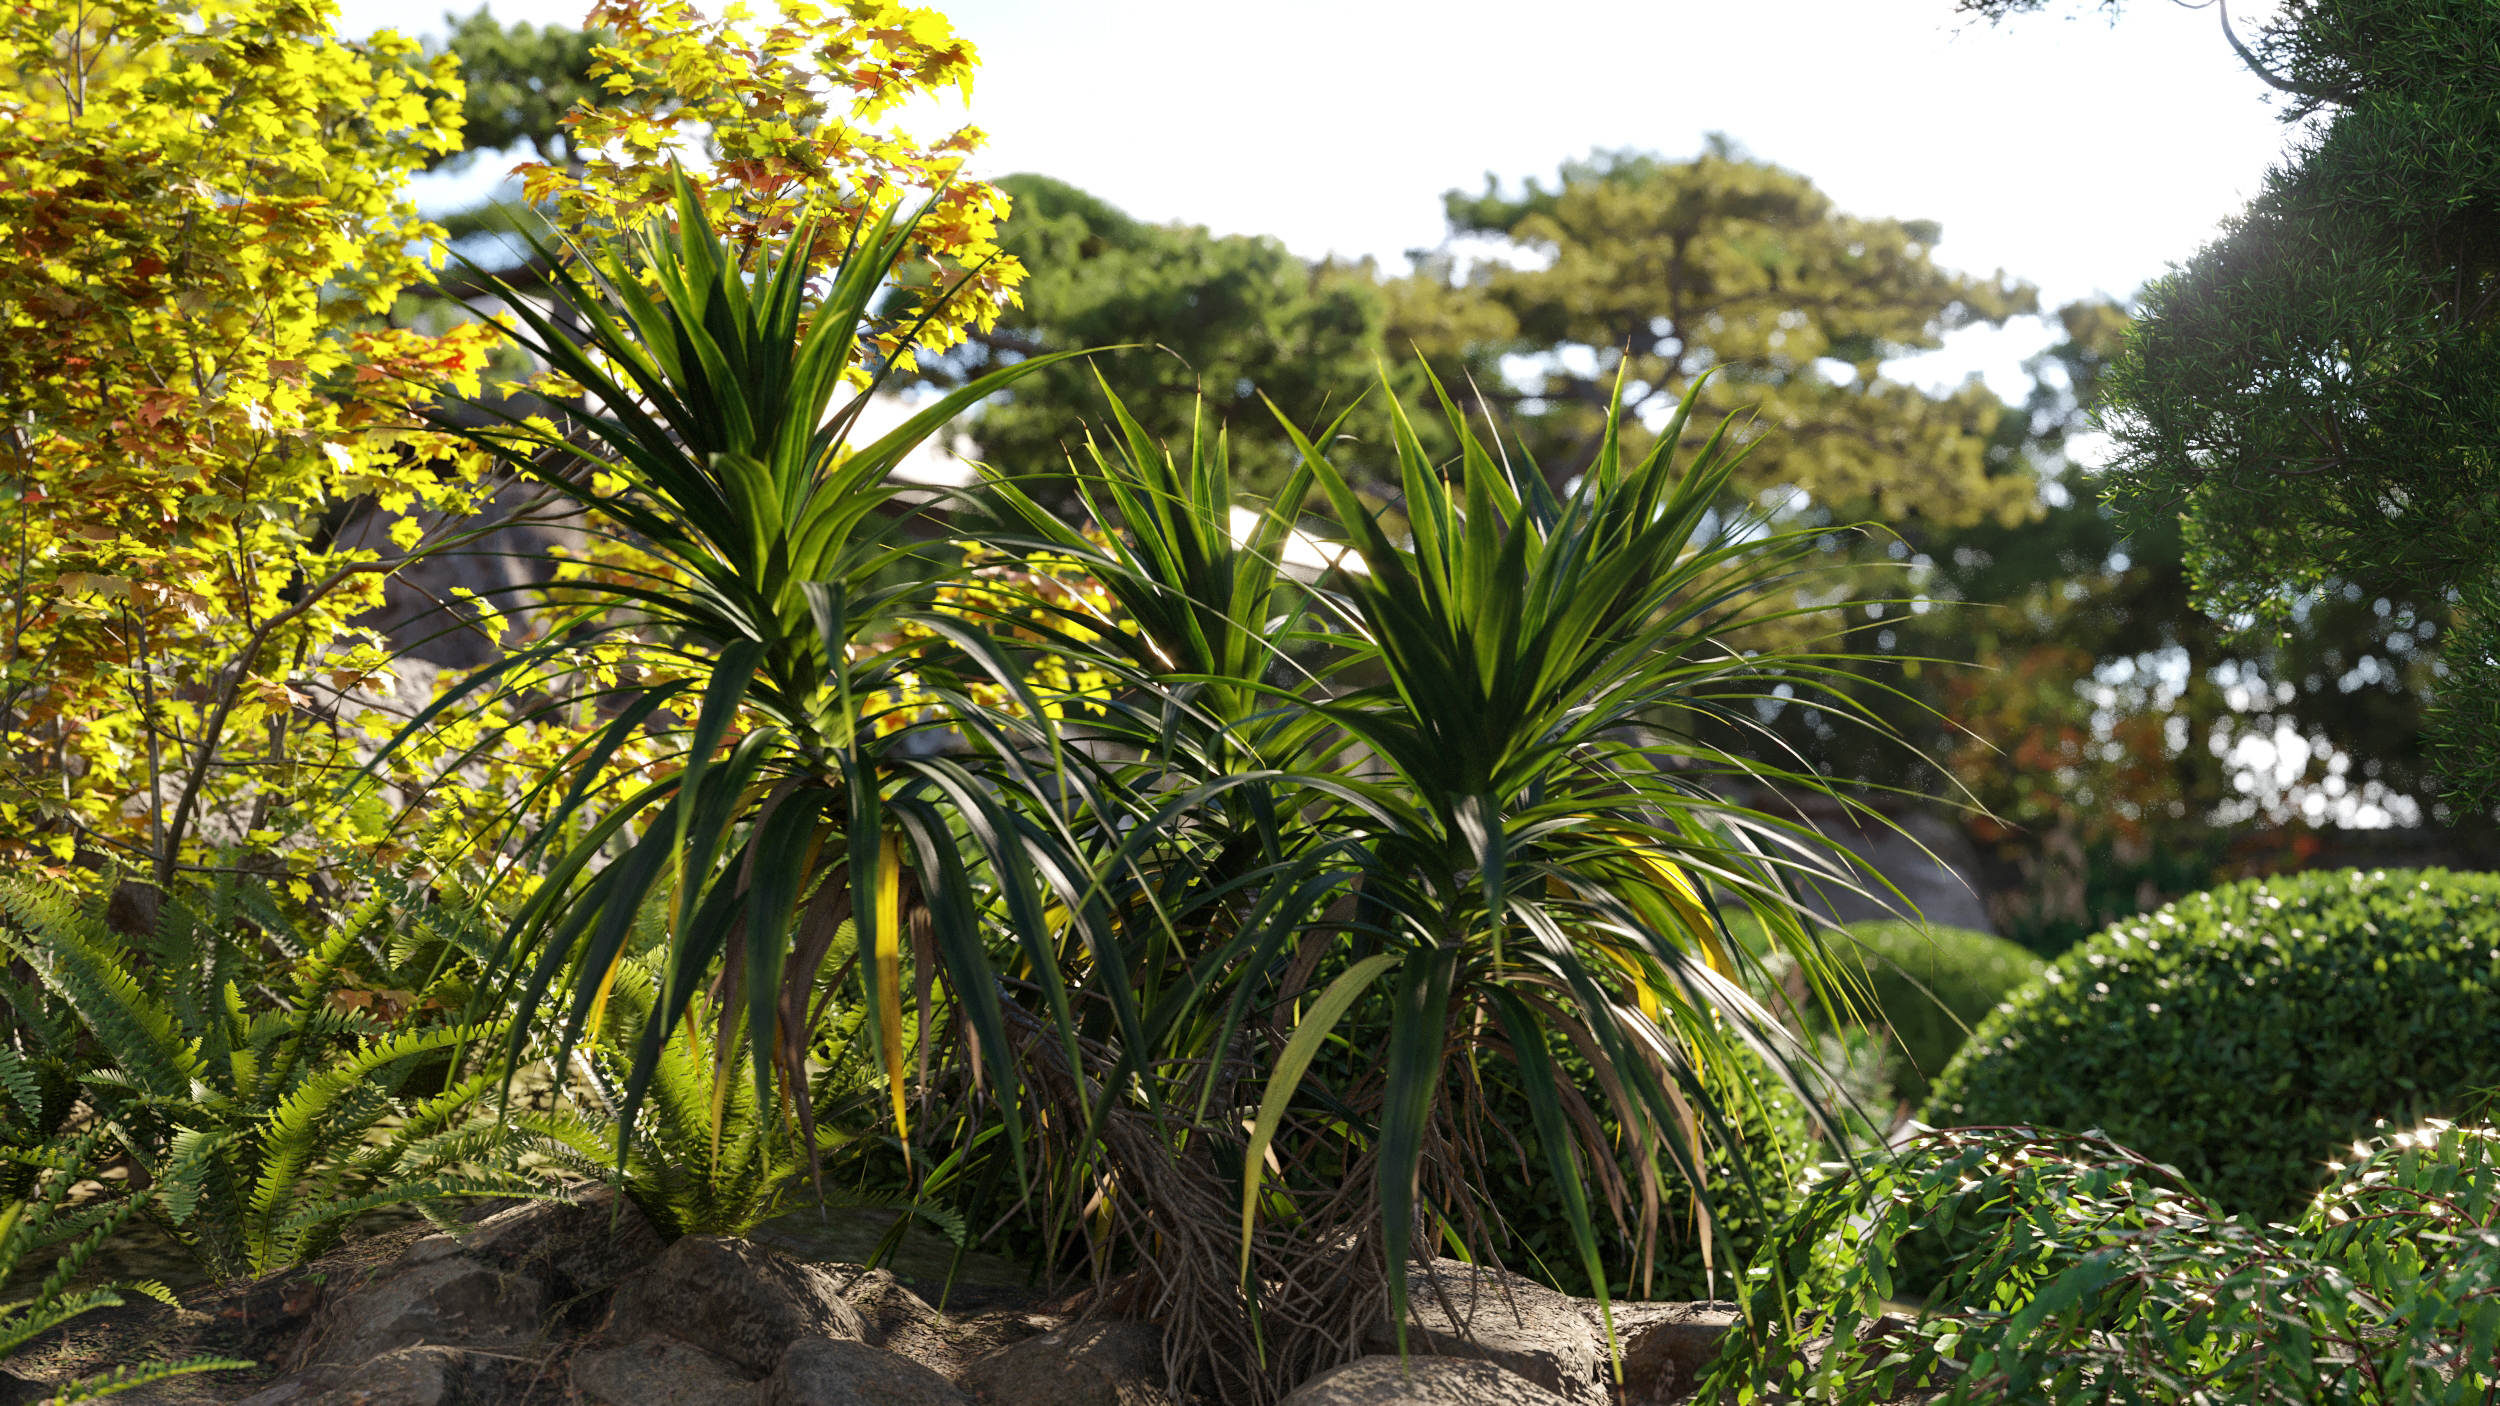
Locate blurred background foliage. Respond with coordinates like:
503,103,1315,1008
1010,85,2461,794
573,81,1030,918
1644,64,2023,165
378,1,2496,965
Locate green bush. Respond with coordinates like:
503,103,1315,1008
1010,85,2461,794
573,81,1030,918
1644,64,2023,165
1711,1120,2500,1405
0,873,544,1279
1922,867,2500,1221
1830,921,2045,1104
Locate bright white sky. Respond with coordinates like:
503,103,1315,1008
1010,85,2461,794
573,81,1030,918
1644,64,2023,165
343,0,2298,404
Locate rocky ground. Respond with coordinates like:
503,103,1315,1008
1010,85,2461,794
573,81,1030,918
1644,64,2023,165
4,1189,1750,1405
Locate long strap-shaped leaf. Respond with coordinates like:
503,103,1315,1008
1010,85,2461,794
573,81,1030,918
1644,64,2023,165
1237,953,1399,1293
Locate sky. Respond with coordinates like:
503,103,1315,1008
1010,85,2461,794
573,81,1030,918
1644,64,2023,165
341,0,2299,407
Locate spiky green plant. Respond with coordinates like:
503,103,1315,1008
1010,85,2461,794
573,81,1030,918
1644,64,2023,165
0,1129,248,1400
0,875,546,1279
951,373,1907,1400
521,952,813,1237
520,951,957,1246
410,159,1916,1400
398,168,1090,1176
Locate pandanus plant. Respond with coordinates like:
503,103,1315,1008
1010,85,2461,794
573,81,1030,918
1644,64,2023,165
394,171,1086,1165
405,170,1913,1404
964,374,1908,1401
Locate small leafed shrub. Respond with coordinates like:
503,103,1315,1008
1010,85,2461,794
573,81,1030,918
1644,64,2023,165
1713,1120,2500,1405
1922,867,2500,1220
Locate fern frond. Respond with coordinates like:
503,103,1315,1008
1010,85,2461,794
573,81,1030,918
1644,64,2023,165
268,1176,557,1242
256,920,369,1099
0,1288,125,1359
46,1355,254,1403
0,1052,42,1125
230,880,303,957
0,975,74,1056
0,884,200,1100
157,1129,238,1227
244,1024,502,1257
110,1278,182,1309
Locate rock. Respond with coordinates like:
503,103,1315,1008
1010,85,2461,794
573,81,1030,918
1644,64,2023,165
1281,1355,1573,1405
1615,1304,1737,1403
767,1336,969,1406
453,1187,665,1319
1601,1301,1738,1404
573,1337,761,1406
245,1346,517,1406
285,1188,663,1371
603,1235,870,1374
955,1319,1163,1406
221,1264,333,1365
285,1235,546,1371
838,1268,942,1343
1364,1261,1599,1402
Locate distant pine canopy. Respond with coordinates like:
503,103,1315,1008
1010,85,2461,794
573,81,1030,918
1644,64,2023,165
924,147,2039,537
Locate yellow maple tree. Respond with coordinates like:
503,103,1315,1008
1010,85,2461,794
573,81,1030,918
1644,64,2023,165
0,0,502,893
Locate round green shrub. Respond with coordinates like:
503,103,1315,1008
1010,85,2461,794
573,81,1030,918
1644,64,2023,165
1827,921,2046,1103
1922,867,2500,1221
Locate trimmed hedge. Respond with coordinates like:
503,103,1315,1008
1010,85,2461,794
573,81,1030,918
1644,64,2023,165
1828,921,2045,1103
1922,867,2500,1221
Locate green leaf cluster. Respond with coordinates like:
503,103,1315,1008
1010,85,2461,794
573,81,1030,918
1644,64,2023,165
1923,867,2500,1221
0,1129,247,1399
0,872,545,1280
522,951,871,1239
922,173,1418,506
403,159,1927,1398
1816,921,2044,1104
1713,1119,2500,1405
1467,1043,1809,1303
1428,143,2039,521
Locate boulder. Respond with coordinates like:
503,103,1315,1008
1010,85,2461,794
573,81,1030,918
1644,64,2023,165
768,1336,969,1406
240,1346,519,1406
1364,1261,1599,1402
838,1268,944,1345
603,1235,870,1374
219,1263,331,1365
285,1189,663,1371
1602,1301,1738,1404
955,1319,1163,1406
1281,1355,1573,1405
452,1188,666,1330
828,1267,1057,1380
284,1235,546,1371
572,1336,762,1406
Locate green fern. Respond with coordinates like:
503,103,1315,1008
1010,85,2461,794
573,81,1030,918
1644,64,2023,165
519,955,838,1237
0,1129,247,1396
0,873,549,1279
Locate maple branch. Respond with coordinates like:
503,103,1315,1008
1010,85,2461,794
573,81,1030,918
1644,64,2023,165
150,490,559,887
151,554,408,888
